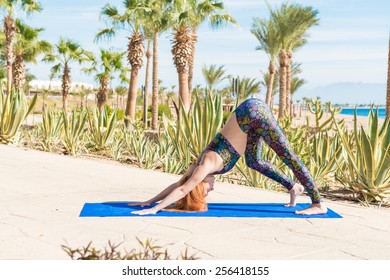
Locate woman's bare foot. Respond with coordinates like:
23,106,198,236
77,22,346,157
295,203,328,215
284,183,304,207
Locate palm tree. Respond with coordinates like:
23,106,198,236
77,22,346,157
83,49,127,112
22,69,35,95
97,1,148,127
251,18,279,107
202,64,226,93
78,85,88,109
0,0,42,93
142,33,152,127
0,30,7,82
12,20,52,91
115,85,127,109
387,35,390,119
285,11,318,116
269,3,319,119
220,85,234,106
187,0,237,94
169,0,197,113
158,82,167,104
231,76,260,101
143,0,171,130
43,38,93,112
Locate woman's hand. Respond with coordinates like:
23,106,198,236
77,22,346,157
128,201,151,207
131,207,158,215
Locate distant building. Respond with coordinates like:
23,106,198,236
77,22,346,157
29,80,94,92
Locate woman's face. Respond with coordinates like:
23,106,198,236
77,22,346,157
203,175,215,196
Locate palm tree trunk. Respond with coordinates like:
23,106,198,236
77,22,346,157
152,32,159,130
178,71,190,112
278,50,288,119
387,36,390,119
144,42,151,129
97,75,108,112
286,51,293,116
62,64,71,112
125,32,144,128
188,28,197,95
265,60,275,106
12,54,25,92
125,70,139,127
4,15,17,94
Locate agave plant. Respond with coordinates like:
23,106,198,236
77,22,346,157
39,108,64,152
307,131,342,190
86,106,117,151
334,107,390,205
162,92,223,167
109,126,128,162
61,108,87,156
0,88,37,144
235,158,270,189
124,124,161,170
158,132,188,174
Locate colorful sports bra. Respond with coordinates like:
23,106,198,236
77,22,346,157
196,133,241,175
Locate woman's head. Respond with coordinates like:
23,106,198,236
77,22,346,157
169,175,215,212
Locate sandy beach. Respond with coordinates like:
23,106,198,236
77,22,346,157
291,109,385,130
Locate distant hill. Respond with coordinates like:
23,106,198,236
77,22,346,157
292,82,386,106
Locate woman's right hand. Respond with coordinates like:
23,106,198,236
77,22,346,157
128,201,151,207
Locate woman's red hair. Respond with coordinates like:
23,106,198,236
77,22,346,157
166,176,208,212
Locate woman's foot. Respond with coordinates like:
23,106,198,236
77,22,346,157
284,183,304,207
295,203,328,215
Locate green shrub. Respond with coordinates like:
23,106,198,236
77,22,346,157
116,108,125,120
62,108,88,156
62,238,198,260
334,107,390,205
148,104,172,118
0,88,37,144
86,106,117,151
158,103,171,118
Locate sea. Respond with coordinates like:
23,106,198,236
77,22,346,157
340,108,386,119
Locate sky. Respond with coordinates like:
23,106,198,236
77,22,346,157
4,0,390,96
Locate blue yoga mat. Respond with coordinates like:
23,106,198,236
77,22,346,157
80,202,342,218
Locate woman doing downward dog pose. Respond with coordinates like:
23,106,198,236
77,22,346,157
130,98,327,215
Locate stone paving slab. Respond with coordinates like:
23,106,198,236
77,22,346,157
1,144,390,260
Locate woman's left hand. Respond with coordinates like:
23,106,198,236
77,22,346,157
131,207,158,215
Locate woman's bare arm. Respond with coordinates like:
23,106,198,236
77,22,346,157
150,161,213,212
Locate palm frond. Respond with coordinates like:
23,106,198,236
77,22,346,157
95,28,117,43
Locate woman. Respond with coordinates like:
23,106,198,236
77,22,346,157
130,98,327,216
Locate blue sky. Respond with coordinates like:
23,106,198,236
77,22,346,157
6,0,390,94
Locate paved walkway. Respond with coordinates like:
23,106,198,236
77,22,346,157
1,144,390,260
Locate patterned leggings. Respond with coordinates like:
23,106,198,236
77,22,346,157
234,98,322,203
